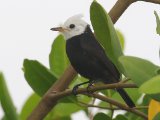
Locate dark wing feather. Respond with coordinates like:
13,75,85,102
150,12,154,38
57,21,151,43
80,27,120,80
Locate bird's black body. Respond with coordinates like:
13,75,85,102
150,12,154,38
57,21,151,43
66,25,135,108
66,26,119,83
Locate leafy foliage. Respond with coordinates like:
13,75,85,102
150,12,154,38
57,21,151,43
139,75,160,94
90,1,123,72
1,1,160,120
23,59,57,96
49,35,69,77
93,113,111,120
154,11,160,35
114,115,128,120
116,30,125,50
119,56,159,86
20,93,40,120
148,94,160,101
0,73,19,120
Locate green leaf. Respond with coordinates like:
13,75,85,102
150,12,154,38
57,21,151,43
125,112,142,120
45,111,72,120
139,75,160,94
58,95,77,103
20,93,40,120
140,95,151,114
114,115,128,120
98,100,110,108
0,73,19,120
49,35,69,77
90,1,123,72
53,103,83,117
23,59,57,96
116,30,125,50
154,11,160,35
149,94,160,101
153,112,160,120
93,113,111,120
47,116,71,120
119,56,159,86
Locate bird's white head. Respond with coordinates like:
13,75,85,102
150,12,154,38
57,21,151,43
51,14,88,40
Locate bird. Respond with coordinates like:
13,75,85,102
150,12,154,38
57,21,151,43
51,14,135,108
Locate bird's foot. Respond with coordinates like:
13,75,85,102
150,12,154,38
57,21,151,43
72,85,79,95
72,81,91,95
86,82,94,94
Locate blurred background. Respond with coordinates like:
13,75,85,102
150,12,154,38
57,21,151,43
0,0,160,119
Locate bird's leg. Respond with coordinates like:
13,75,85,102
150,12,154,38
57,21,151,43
72,81,90,95
87,80,96,94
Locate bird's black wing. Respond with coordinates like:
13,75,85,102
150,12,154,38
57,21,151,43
80,28,120,80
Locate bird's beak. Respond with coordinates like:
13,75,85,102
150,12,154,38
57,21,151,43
50,27,66,32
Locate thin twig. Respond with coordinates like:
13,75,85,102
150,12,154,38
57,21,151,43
90,93,148,119
78,101,119,110
88,98,96,120
78,101,148,110
108,90,114,118
134,106,149,109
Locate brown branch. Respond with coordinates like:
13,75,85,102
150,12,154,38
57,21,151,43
31,82,145,118
139,0,160,4
30,82,144,119
78,101,148,110
28,0,160,119
48,84,147,119
135,106,149,109
109,0,135,24
91,93,148,119
78,101,120,110
48,83,137,100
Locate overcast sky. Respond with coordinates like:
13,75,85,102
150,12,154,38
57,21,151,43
0,0,160,119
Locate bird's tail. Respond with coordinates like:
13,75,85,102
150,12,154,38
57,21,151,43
116,88,135,108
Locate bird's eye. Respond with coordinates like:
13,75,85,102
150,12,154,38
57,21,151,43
69,24,75,29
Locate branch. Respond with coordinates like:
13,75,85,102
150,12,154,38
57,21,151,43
79,101,148,110
88,98,96,120
28,0,160,119
48,83,137,100
37,82,144,119
91,93,148,120
78,101,120,110
109,0,135,24
139,0,160,4
37,82,146,118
